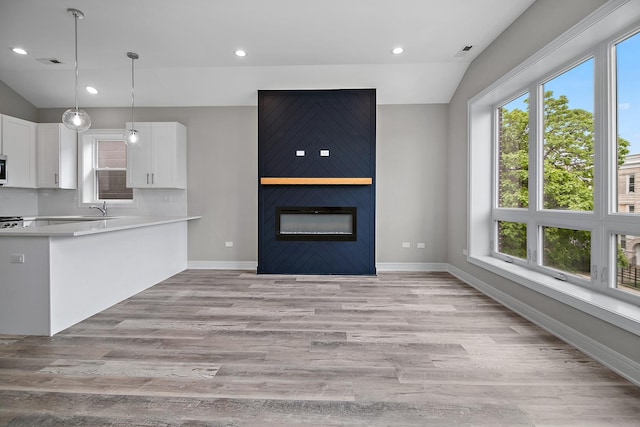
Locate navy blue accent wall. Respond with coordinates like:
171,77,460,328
258,89,376,275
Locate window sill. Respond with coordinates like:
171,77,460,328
468,255,640,336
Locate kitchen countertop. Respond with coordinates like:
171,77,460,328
0,216,200,237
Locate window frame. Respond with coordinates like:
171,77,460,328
468,0,640,337
79,129,137,208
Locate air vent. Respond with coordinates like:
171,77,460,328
454,45,474,58
36,58,63,65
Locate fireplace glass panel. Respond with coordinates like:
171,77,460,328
276,207,356,241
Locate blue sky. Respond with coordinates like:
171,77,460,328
505,32,640,155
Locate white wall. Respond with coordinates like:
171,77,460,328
0,188,38,216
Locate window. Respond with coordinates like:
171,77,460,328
541,226,591,279
96,140,132,200
80,130,135,206
497,93,529,209
616,29,640,209
542,59,594,212
468,2,640,334
615,233,640,297
496,220,527,260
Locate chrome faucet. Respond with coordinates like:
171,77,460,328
89,201,108,217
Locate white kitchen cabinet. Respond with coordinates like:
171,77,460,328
126,122,186,189
37,123,78,189
0,114,37,188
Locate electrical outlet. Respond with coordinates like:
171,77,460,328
462,248,468,255
225,241,234,247
10,254,25,263
402,242,411,248
417,243,425,249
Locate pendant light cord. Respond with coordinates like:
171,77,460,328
127,52,139,129
130,55,135,126
73,11,79,111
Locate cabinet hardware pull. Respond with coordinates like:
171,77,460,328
146,173,149,184
54,173,58,185
152,173,155,184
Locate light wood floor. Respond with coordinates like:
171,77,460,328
1,270,639,426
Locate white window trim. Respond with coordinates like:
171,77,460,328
79,129,138,208
468,0,640,336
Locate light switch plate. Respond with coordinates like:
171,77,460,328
320,149,330,157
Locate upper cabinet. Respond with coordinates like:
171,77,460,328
37,123,78,189
126,122,187,189
0,114,37,188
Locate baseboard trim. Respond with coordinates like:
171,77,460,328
187,261,448,273
447,264,640,388
187,261,257,270
375,262,448,272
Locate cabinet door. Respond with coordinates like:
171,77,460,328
150,122,176,187
151,122,186,189
36,124,59,187
126,122,152,188
58,125,77,189
1,115,37,188
37,124,77,189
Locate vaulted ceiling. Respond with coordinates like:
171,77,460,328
0,0,535,108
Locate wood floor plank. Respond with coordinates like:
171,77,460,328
0,270,638,426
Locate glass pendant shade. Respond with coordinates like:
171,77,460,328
124,128,140,146
62,8,91,132
62,108,91,132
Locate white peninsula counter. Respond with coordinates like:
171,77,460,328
0,216,199,336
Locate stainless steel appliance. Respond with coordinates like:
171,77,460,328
0,154,6,185
0,216,24,228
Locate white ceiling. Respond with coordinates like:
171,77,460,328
0,0,535,108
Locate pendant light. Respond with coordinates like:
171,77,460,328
124,52,140,146
62,8,91,132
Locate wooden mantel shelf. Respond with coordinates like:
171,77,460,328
261,177,372,185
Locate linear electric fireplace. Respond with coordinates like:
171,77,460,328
276,207,356,241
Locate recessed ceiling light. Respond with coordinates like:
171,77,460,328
12,47,28,55
392,47,404,55
85,86,98,95
235,49,247,57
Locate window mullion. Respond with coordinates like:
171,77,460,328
528,82,541,267
594,41,610,290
